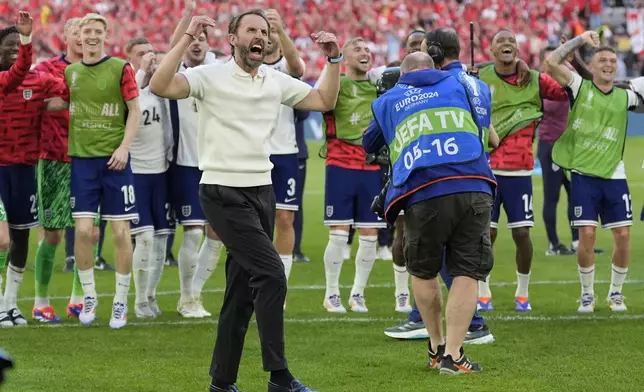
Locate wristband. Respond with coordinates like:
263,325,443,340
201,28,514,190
19,34,31,45
185,32,196,41
327,53,344,64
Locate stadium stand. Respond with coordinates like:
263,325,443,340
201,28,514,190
2,0,599,83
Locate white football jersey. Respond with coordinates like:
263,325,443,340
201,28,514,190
130,87,172,174
266,57,305,155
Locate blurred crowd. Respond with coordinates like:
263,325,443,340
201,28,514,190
4,0,642,82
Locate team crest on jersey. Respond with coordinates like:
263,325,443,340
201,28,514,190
23,89,32,100
182,205,192,217
70,197,76,209
574,206,582,218
96,78,107,91
326,206,333,217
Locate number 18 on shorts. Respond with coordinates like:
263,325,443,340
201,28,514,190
70,157,139,221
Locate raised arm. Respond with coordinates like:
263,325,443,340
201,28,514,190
294,31,341,112
169,0,196,50
545,31,599,87
0,12,34,94
150,16,215,100
266,9,304,78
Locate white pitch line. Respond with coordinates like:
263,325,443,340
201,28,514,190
9,314,644,330
16,279,644,303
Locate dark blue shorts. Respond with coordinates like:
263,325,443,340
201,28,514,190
0,164,38,229
323,165,387,228
169,164,206,226
131,171,175,235
491,175,534,229
571,172,632,229
270,153,299,211
70,157,138,221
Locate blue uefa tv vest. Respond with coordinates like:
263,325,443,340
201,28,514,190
371,69,496,223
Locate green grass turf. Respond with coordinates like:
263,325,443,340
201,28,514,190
3,140,644,391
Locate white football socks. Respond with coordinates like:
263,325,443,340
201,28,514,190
610,264,628,294
147,234,168,299
178,229,202,302
393,264,409,296
78,267,97,298
4,265,24,309
350,235,377,297
114,272,131,305
324,230,348,298
578,265,595,296
515,271,531,298
133,231,153,305
191,238,223,298
280,254,293,281
478,274,492,298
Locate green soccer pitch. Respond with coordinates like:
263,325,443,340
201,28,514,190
3,140,644,391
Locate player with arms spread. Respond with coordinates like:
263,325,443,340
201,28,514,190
48,13,142,329
476,29,568,313
125,36,175,318
263,9,306,290
545,31,643,312
0,12,68,327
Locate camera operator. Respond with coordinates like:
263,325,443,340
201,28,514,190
363,52,496,375
382,28,497,346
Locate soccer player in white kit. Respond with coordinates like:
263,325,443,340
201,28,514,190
126,37,176,318
167,0,223,318
263,9,306,285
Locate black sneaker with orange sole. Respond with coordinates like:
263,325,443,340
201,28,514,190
426,341,445,369
439,350,482,375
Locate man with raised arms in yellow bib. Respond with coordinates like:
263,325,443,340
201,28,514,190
545,31,643,313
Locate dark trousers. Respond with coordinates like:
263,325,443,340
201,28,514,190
199,184,288,384
537,140,579,246
293,159,307,254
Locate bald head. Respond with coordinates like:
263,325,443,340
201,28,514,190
400,52,434,74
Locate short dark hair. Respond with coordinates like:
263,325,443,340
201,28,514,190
404,30,425,46
125,37,151,54
0,26,18,45
592,45,617,57
425,28,460,61
228,9,271,55
387,60,402,67
539,45,557,63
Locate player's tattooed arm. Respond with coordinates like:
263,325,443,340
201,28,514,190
545,31,599,87
266,9,304,78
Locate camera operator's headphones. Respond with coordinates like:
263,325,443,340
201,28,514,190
427,41,444,65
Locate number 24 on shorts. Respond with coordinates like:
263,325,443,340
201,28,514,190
403,138,459,170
